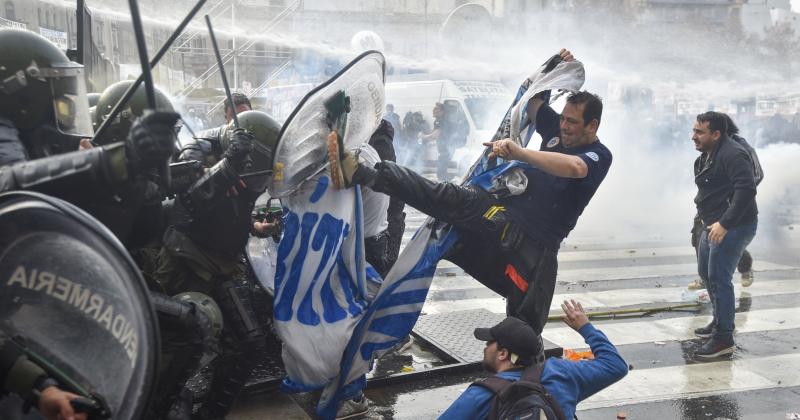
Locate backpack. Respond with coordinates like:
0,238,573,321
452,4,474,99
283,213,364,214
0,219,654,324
472,364,568,420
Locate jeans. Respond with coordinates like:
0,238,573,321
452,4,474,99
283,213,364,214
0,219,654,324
697,221,757,339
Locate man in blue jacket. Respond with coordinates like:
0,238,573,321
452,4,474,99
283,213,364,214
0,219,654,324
691,111,758,358
440,300,628,419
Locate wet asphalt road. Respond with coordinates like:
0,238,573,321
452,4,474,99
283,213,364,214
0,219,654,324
232,187,800,420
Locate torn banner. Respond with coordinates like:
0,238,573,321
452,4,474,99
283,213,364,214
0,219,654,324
269,53,585,419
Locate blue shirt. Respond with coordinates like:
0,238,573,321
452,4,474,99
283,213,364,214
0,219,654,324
500,106,612,250
439,323,628,420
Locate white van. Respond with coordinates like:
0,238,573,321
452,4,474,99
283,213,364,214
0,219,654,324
386,80,512,176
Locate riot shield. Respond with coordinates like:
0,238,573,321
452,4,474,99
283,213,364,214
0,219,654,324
0,191,159,420
269,50,386,198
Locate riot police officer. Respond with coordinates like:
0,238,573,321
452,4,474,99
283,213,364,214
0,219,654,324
91,80,225,420
184,93,252,167
0,29,177,213
0,29,208,420
154,110,280,419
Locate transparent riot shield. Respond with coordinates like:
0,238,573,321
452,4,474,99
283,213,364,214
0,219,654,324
0,191,159,420
269,50,386,198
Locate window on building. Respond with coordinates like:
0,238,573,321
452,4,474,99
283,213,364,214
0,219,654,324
5,1,15,21
37,7,42,26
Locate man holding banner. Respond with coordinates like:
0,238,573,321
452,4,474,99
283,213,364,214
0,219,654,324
328,49,612,348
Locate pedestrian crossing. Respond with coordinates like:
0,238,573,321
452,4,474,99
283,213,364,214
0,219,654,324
400,207,800,418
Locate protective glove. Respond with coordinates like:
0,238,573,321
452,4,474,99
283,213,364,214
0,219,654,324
126,110,180,172
223,128,254,172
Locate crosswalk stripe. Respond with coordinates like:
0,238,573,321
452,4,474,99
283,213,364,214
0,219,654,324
426,261,795,290
556,261,794,283
580,353,800,409
557,246,694,262
541,307,800,349
422,279,800,316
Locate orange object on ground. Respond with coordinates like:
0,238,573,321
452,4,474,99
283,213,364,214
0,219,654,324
563,349,595,361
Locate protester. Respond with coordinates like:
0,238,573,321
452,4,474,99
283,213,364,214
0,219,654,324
688,113,763,290
327,50,612,353
440,300,628,419
691,111,758,358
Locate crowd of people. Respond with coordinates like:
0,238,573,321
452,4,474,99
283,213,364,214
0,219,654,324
386,101,469,182
0,25,766,420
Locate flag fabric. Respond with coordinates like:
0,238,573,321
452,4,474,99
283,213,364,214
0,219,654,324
271,59,585,419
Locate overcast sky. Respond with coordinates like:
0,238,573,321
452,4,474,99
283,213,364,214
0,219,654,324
793,0,800,12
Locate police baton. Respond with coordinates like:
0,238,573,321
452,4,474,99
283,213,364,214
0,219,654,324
205,15,244,216
204,14,239,128
128,0,171,189
92,0,207,143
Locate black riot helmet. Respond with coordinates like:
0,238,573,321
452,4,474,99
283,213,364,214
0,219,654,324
0,29,94,153
93,80,175,145
87,92,101,108
221,110,281,192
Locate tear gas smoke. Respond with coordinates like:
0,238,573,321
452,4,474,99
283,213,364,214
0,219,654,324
72,0,800,256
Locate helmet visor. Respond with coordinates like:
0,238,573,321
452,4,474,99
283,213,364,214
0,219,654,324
47,63,94,138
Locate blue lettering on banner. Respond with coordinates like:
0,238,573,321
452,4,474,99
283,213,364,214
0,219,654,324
274,211,299,303
275,207,365,326
298,214,344,325
310,177,329,203
275,212,318,321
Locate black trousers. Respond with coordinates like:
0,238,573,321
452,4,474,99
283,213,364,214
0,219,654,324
363,161,558,334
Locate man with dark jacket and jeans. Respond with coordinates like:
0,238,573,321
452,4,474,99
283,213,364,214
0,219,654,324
439,300,628,419
688,113,763,290
691,111,758,358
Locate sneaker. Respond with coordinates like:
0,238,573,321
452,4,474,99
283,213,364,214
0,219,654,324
741,271,754,287
695,336,735,358
327,130,360,189
687,278,705,290
335,395,369,420
694,323,714,338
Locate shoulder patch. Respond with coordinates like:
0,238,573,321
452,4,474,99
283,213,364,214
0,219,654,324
546,137,560,148
585,151,600,162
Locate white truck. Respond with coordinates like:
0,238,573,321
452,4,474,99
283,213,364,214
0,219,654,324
385,79,512,177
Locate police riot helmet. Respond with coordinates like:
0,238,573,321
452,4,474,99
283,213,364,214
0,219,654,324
87,92,101,108
221,110,281,192
93,80,174,145
0,29,94,139
173,291,224,339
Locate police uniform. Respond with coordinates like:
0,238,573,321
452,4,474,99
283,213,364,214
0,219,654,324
153,111,279,419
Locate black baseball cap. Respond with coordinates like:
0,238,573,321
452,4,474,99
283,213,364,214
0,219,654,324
474,317,541,361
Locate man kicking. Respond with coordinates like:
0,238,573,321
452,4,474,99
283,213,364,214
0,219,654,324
328,49,611,360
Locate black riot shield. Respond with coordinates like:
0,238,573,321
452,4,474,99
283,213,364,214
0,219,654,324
0,191,159,420
269,50,386,198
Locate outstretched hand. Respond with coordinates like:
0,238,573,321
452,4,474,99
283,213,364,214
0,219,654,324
483,139,522,160
561,299,589,331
